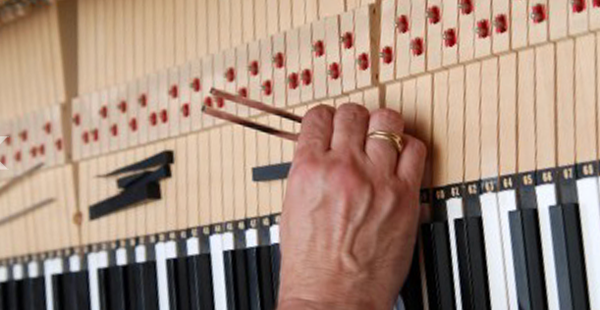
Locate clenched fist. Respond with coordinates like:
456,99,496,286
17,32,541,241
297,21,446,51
278,103,427,310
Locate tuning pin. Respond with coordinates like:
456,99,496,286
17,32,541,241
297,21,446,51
341,32,354,49
458,0,473,15
262,80,273,95
238,87,248,98
301,69,313,85
129,118,138,131
169,85,179,98
273,53,285,68
494,14,508,34
138,94,148,107
572,0,586,13
328,63,341,80
118,101,127,113
160,110,168,123
427,6,441,24
476,19,491,38
443,29,457,47
396,15,410,33
410,38,424,56
313,41,325,57
225,67,236,82
380,46,394,64
248,61,260,76
43,122,52,134
357,53,370,71
99,105,108,118
287,73,299,90
190,78,201,92
531,4,547,23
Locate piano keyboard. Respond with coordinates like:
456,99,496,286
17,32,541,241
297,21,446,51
0,0,600,309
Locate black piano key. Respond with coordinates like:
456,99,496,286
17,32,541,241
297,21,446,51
455,219,475,310
187,254,214,310
167,259,180,310
223,250,238,310
234,249,251,310
98,268,110,310
509,208,547,310
455,217,491,310
76,270,92,310
464,217,490,310
125,264,141,310
258,246,275,310
562,204,590,310
22,279,33,310
550,204,589,310
244,247,261,310
132,262,159,310
52,274,66,310
269,243,280,303
56,273,78,310
176,257,191,310
167,257,191,310
421,222,455,310
25,277,46,310
0,282,7,310
106,266,128,310
400,245,424,310
7,280,23,310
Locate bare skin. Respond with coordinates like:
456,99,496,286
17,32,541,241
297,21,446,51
277,103,427,310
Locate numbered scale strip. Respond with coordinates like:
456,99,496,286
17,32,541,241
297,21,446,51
0,158,599,310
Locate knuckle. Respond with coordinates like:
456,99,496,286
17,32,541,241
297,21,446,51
336,103,370,120
371,109,404,129
304,105,333,122
411,138,428,158
305,104,334,122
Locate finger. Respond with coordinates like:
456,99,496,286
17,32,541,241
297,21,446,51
396,135,427,189
364,109,405,175
297,105,335,155
330,103,370,151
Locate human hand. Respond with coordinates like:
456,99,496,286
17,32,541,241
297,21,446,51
278,103,427,310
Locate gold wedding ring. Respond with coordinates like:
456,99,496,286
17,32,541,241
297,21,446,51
367,130,404,154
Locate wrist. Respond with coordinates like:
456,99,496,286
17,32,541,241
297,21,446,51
278,298,377,310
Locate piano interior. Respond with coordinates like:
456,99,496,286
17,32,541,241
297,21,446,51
0,0,599,309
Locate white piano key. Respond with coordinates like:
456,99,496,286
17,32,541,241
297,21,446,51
90,251,109,310
97,251,109,269
45,258,64,310
12,264,23,280
446,197,464,310
0,266,7,282
166,241,178,259
116,248,128,266
480,192,510,310
210,234,229,310
223,232,235,252
535,183,561,310
186,237,200,256
135,244,147,263
155,242,171,310
395,295,406,310
246,229,259,248
69,255,81,272
88,252,100,310
270,224,280,244
27,261,39,278
497,190,519,310
578,177,600,309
